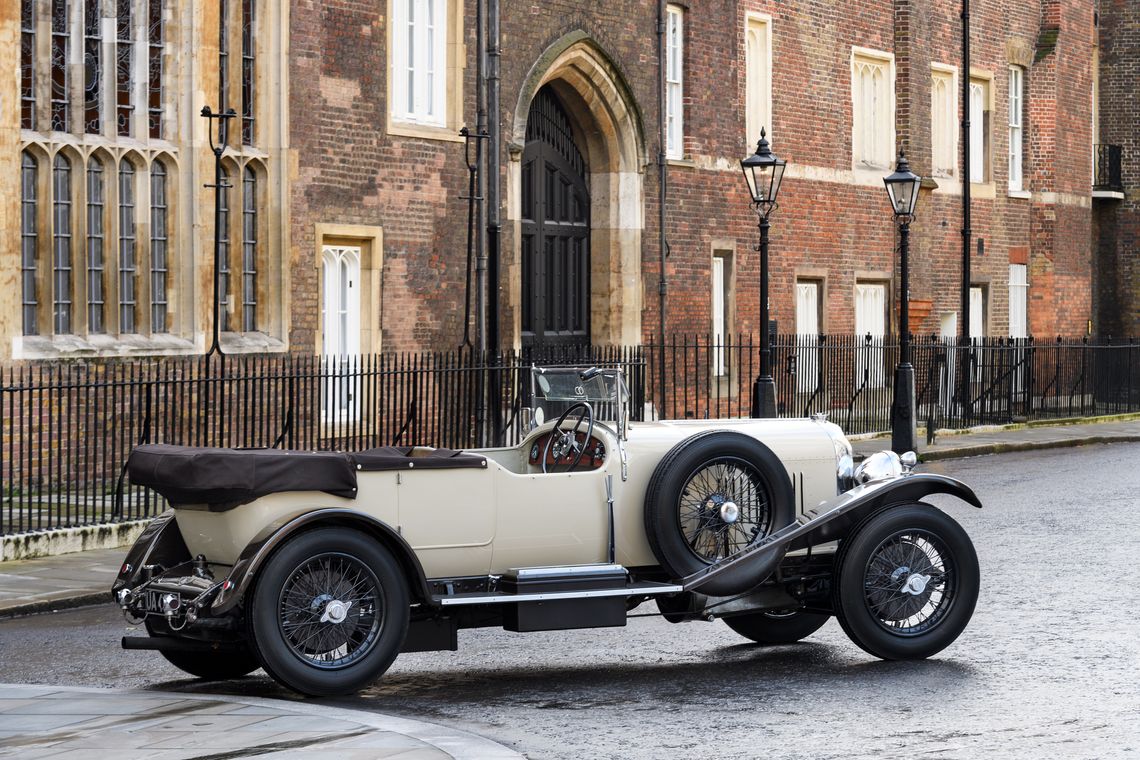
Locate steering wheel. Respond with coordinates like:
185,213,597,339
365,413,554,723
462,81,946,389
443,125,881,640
541,401,595,473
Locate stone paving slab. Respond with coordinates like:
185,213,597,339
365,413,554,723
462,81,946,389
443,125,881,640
0,684,522,759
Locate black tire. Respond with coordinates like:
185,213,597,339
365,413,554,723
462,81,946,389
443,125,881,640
644,431,794,584
723,609,829,645
833,503,979,660
144,618,260,680
247,527,410,697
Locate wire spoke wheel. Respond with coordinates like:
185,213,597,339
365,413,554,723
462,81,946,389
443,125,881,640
833,503,979,661
277,552,384,670
677,456,772,563
862,529,954,636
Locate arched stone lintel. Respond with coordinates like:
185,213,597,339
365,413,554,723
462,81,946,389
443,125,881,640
507,32,647,348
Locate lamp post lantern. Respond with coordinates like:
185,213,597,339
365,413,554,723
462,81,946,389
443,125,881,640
741,129,786,418
883,151,922,454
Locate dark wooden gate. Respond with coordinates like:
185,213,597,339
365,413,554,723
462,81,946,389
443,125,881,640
520,86,590,349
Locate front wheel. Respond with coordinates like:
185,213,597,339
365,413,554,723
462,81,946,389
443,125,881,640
833,503,979,660
247,527,410,696
723,609,829,645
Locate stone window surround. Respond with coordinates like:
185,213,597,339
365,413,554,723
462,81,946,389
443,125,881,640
9,0,292,360
930,63,959,184
314,224,384,356
385,0,466,143
850,46,896,178
744,11,773,150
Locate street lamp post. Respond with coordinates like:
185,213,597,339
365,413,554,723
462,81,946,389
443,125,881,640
883,151,922,454
740,129,786,419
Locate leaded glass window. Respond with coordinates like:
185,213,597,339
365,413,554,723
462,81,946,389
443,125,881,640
85,0,102,134
148,0,164,139
51,0,70,132
241,0,256,144
52,154,73,334
117,0,134,136
118,162,137,332
21,153,38,336
21,0,35,130
241,166,258,331
218,167,231,331
87,159,106,333
150,162,169,331
219,0,229,144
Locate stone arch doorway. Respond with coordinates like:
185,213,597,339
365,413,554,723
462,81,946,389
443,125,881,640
520,86,590,349
508,32,647,349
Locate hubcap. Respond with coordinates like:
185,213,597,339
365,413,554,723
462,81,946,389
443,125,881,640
720,501,740,524
900,573,931,596
320,599,352,624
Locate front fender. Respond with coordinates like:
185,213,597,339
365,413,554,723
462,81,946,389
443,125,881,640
210,508,433,614
682,472,981,593
790,472,982,550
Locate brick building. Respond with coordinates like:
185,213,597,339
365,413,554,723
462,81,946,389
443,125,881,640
1093,0,1138,336
0,0,1128,365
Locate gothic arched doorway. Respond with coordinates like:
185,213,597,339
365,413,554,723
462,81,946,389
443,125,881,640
520,86,590,350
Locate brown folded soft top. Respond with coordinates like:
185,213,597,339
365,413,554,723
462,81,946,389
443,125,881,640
128,444,486,511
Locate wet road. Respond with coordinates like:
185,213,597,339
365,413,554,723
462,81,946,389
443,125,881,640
2,444,1139,759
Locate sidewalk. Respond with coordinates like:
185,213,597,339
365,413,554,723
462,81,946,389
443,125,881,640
2,416,1138,620
0,683,521,759
851,414,1140,461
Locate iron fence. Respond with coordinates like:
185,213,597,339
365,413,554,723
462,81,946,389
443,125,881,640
2,335,1137,535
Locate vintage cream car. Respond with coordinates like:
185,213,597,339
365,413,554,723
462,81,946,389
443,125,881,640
114,366,981,696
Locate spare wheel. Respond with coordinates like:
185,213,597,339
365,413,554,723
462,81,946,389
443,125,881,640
644,431,794,595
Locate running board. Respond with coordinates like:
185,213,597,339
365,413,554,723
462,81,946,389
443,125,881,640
434,580,683,607
679,472,982,595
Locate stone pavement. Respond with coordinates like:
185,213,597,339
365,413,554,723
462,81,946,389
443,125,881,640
1,415,1137,620
0,684,521,759
851,414,1140,461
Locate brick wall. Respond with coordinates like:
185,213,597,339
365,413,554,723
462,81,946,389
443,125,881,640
285,0,1104,355
1094,0,1139,336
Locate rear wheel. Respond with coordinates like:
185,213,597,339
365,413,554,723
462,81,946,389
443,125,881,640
723,609,829,645
247,527,409,696
144,618,260,680
833,503,978,660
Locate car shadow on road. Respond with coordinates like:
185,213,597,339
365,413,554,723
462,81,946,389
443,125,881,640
144,639,980,712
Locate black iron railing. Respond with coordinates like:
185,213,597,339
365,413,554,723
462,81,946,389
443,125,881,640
1094,144,1123,191
2,336,1138,535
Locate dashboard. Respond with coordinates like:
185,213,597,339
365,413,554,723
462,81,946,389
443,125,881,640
527,431,607,471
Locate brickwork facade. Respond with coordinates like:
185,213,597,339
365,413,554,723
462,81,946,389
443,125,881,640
0,0,1126,362
1093,0,1139,336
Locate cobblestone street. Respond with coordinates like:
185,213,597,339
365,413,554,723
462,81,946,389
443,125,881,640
2,444,1138,758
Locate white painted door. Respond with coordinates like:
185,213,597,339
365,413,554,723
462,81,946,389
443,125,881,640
855,282,886,387
321,246,362,421
712,257,726,376
1009,265,1027,339
796,281,820,393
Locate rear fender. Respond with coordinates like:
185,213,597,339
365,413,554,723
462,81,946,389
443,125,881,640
111,511,191,596
210,509,433,614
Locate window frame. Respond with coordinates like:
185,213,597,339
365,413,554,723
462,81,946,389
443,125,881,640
930,63,958,179
968,74,992,185
1008,66,1024,192
390,0,447,127
851,48,896,172
665,4,685,160
744,12,773,149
